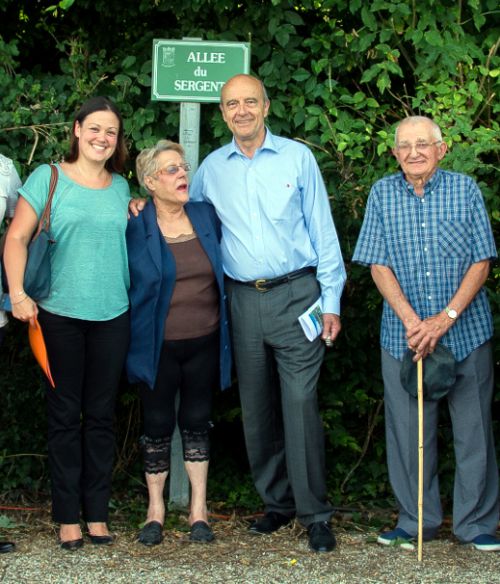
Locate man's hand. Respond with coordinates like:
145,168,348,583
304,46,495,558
406,312,453,361
322,313,341,347
128,197,147,218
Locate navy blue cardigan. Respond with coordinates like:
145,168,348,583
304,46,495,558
126,200,231,390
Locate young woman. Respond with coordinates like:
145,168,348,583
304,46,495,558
4,97,130,550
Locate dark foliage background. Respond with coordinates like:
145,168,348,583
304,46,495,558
0,0,498,513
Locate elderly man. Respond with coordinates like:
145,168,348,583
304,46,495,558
353,116,500,551
190,74,346,552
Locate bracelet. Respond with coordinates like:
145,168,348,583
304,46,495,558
12,290,26,297
11,294,28,305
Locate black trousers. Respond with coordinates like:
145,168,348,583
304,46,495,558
38,307,130,524
140,330,218,440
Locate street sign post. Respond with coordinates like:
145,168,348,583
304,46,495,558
152,39,250,103
151,38,250,509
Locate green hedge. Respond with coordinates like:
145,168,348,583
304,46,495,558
0,0,498,510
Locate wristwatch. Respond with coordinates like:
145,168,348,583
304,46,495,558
445,306,458,320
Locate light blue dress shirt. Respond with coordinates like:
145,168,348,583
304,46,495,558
190,129,346,314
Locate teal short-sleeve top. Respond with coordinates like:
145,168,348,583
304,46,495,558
19,163,130,321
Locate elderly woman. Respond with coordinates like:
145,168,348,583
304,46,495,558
126,140,231,545
4,97,130,550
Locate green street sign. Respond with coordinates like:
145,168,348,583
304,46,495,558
151,40,251,103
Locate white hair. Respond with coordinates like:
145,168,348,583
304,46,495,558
395,116,443,143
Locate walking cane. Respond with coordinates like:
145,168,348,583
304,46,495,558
417,357,424,562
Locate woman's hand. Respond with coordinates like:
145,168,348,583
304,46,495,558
11,293,38,325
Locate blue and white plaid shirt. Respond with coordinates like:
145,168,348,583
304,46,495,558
353,168,497,362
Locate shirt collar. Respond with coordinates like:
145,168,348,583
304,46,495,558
226,127,278,159
399,167,443,197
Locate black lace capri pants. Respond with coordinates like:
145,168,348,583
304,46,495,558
139,329,219,474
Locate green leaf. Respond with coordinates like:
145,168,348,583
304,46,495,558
376,72,391,93
276,27,290,48
271,99,286,118
121,55,136,70
349,0,362,13
361,6,378,31
377,142,388,155
292,68,310,82
294,109,305,126
305,115,318,131
360,65,380,84
268,17,278,36
284,10,304,26
424,30,443,47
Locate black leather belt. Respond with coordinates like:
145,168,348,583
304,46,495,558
229,267,315,292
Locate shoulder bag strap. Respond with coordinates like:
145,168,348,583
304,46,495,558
33,164,58,239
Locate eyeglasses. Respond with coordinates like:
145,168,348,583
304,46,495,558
395,141,441,154
156,163,191,176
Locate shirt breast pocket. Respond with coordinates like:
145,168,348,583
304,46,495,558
266,183,300,223
438,221,470,258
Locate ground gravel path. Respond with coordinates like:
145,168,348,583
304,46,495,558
1,518,500,583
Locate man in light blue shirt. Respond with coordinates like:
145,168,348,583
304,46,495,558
190,74,346,552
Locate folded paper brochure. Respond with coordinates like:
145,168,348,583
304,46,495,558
298,297,323,341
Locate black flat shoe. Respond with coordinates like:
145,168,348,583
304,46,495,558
307,521,336,552
88,533,114,545
0,541,15,554
189,521,214,543
60,538,84,551
248,512,292,535
138,521,163,546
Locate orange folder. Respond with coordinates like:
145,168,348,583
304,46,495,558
28,317,55,388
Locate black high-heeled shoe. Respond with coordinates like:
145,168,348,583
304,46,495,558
60,538,84,551
87,533,114,545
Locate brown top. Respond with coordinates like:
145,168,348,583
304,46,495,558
164,233,219,340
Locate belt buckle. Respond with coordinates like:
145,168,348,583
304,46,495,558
255,278,267,292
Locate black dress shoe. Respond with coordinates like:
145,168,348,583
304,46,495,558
88,533,114,545
138,521,163,546
307,521,336,552
189,521,215,543
248,512,292,534
60,538,84,551
0,541,15,554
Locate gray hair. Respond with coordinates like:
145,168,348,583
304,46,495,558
395,116,443,144
136,140,185,190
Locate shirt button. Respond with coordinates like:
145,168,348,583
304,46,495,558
422,223,426,227
426,272,430,276
428,295,432,300
424,247,428,252
421,198,425,203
